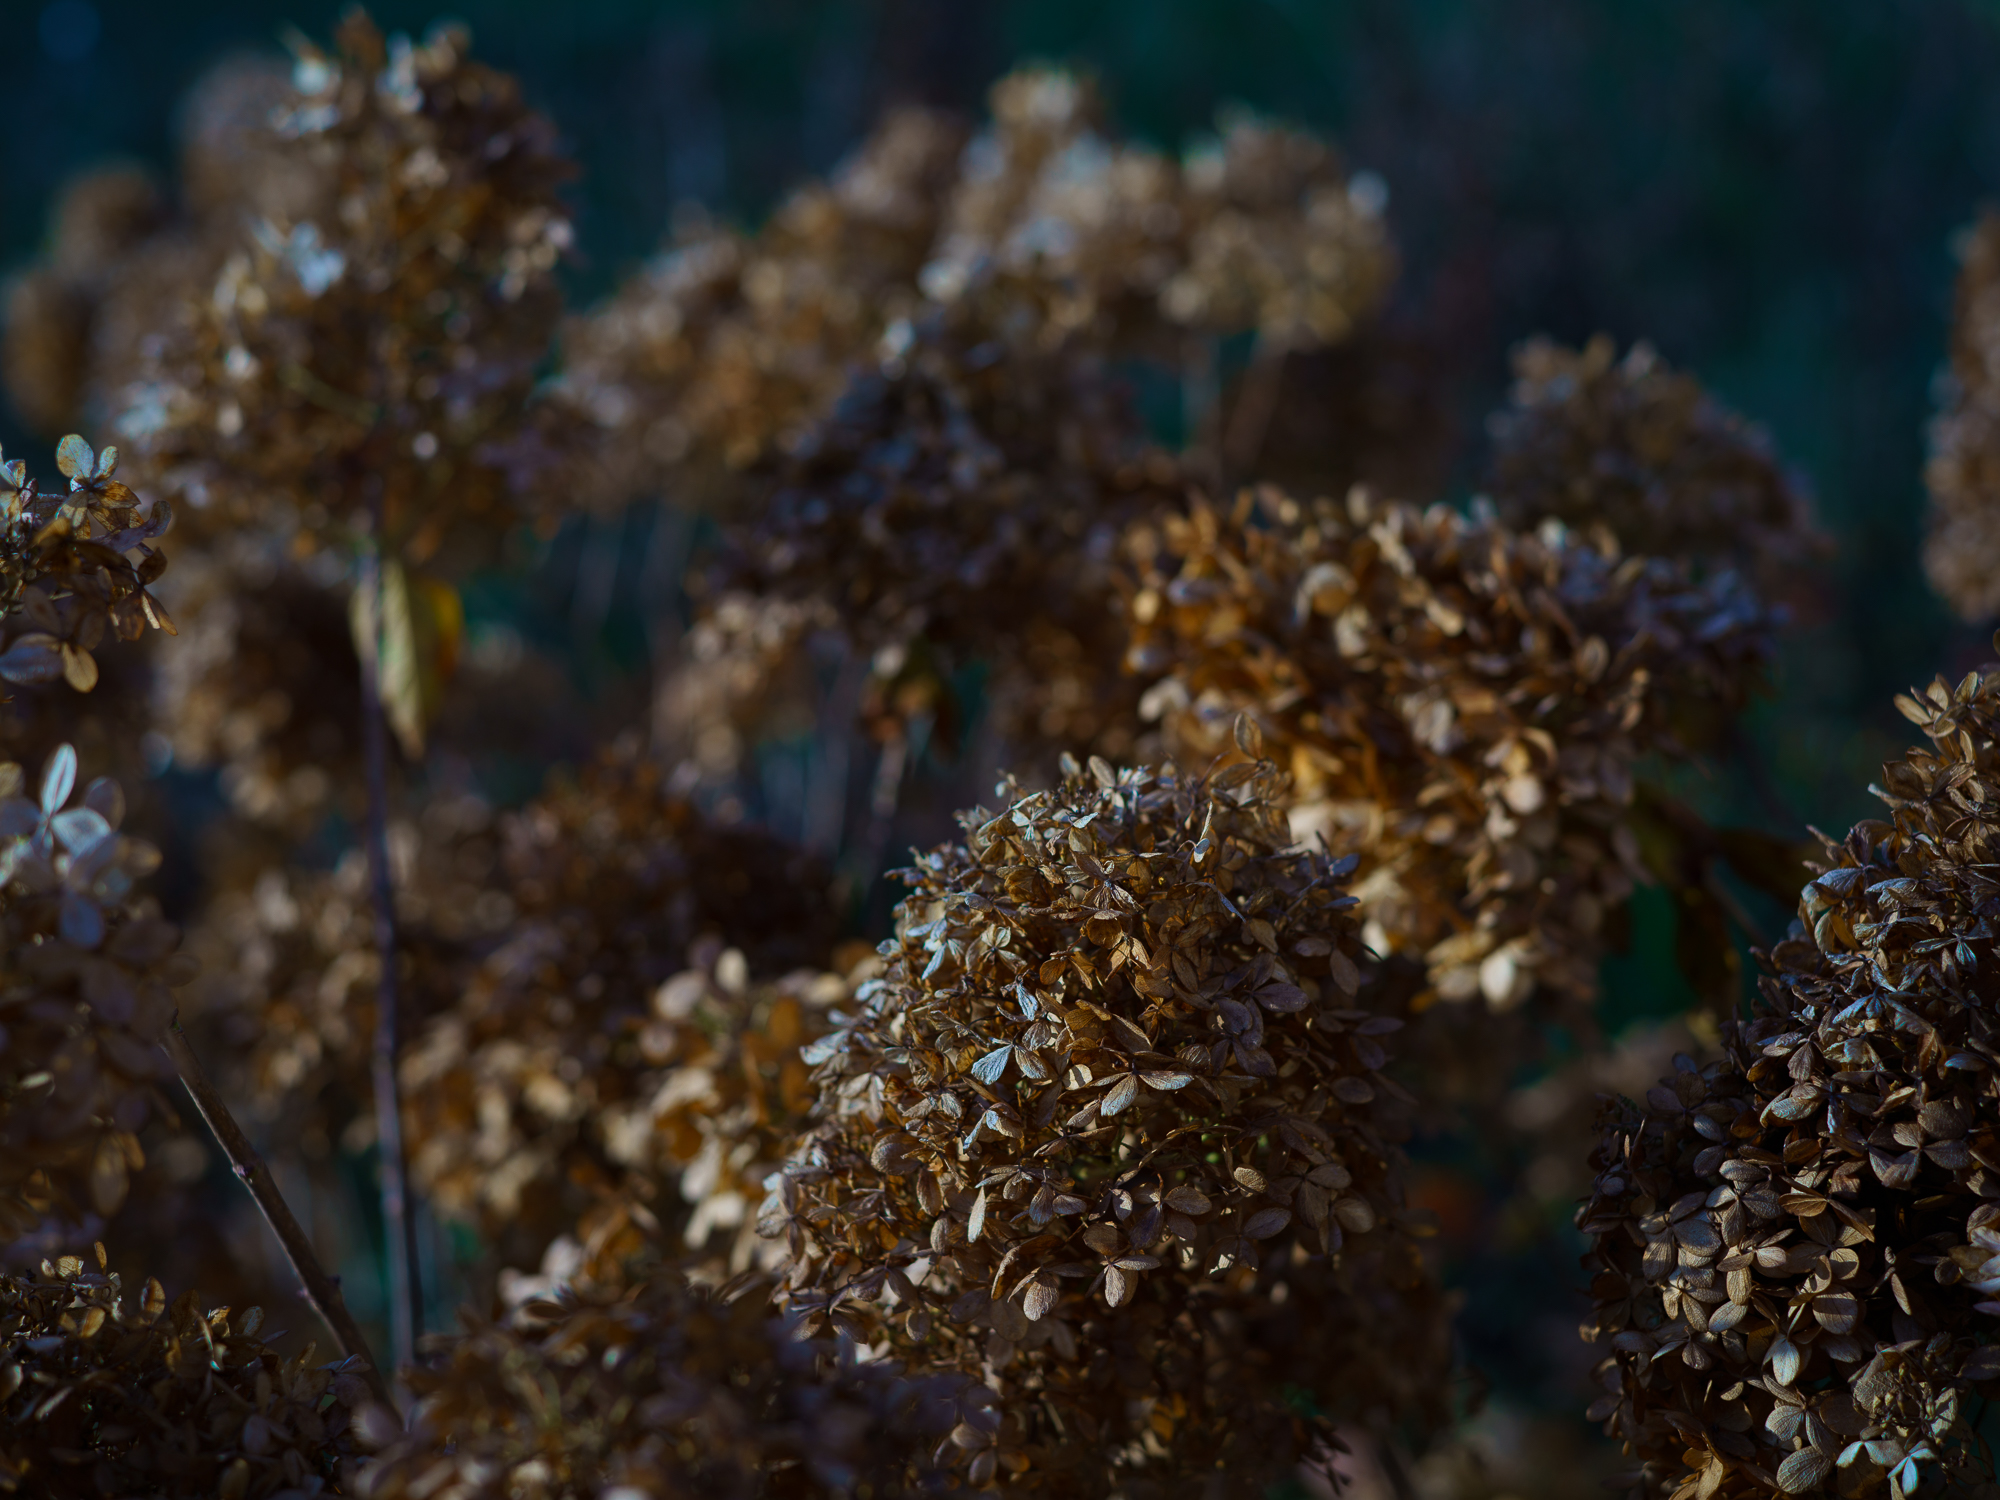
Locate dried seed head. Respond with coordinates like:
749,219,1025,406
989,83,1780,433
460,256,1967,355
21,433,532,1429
766,756,1447,1492
1581,670,2000,1497
1927,210,2000,620
1124,485,1775,1012
1488,335,1820,587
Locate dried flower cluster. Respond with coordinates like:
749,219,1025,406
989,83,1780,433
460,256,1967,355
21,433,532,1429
0,1249,365,1498
552,106,965,511
765,752,1445,1493
1,53,330,446
1580,668,2000,1498
560,63,1392,520
116,12,572,558
1123,486,1774,1010
1926,211,2000,621
150,541,359,830
717,298,1183,762
0,743,195,1245
0,436,173,698
394,749,835,1273
1486,336,1819,584
354,1267,952,1500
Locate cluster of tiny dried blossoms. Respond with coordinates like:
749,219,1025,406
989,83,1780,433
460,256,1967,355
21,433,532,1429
561,62,1392,521
115,12,572,558
1925,211,2000,621
0,743,195,1245
353,1268,955,1500
1580,669,2000,1499
551,105,966,511
149,539,359,832
712,296,1184,765
1486,336,1819,586
1,53,332,446
0,437,173,699
1123,486,1775,1011
764,751,1445,1493
394,749,835,1275
918,67,1394,355
0,1249,367,1499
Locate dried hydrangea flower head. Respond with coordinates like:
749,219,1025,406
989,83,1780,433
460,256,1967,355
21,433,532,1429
1926,211,2000,621
117,12,572,560
922,69,1395,354
765,751,1445,1492
0,436,173,698
1487,335,1820,586
1162,108,1396,348
717,294,1182,765
1580,668,2000,1499
1123,486,1774,1011
558,64,1390,524
393,748,834,1273
187,748,831,1253
353,1266,950,1499
183,784,497,1147
551,105,966,512
1,55,335,447
0,1247,365,1499
0,746,195,1244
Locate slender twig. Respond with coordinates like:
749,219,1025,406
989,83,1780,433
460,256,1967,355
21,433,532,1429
160,1018,393,1410
356,493,423,1375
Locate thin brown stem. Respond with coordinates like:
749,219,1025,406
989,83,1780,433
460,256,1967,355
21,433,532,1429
160,1019,393,1410
357,500,422,1374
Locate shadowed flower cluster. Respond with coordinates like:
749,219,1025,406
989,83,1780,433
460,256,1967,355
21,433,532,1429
0,436,173,699
1123,486,1774,1010
0,1247,365,1498
558,63,1393,522
1580,668,2000,1498
764,750,1445,1493
395,748,835,1274
353,1266,954,1500
1486,336,1819,586
0,746,194,1244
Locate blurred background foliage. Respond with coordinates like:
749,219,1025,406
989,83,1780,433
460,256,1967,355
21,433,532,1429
5,0,1999,1489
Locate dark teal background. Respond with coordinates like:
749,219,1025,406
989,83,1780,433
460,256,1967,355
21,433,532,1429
9,0,2000,1471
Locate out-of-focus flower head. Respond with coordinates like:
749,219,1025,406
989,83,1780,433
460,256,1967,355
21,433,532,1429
1488,335,1821,590
765,752,1447,1493
115,11,573,563
0,1247,366,1498
1580,668,2000,1498
353,1265,954,1499
1123,486,1775,1011
549,105,967,513
395,746,836,1274
0,744,195,1244
1927,210,2000,621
